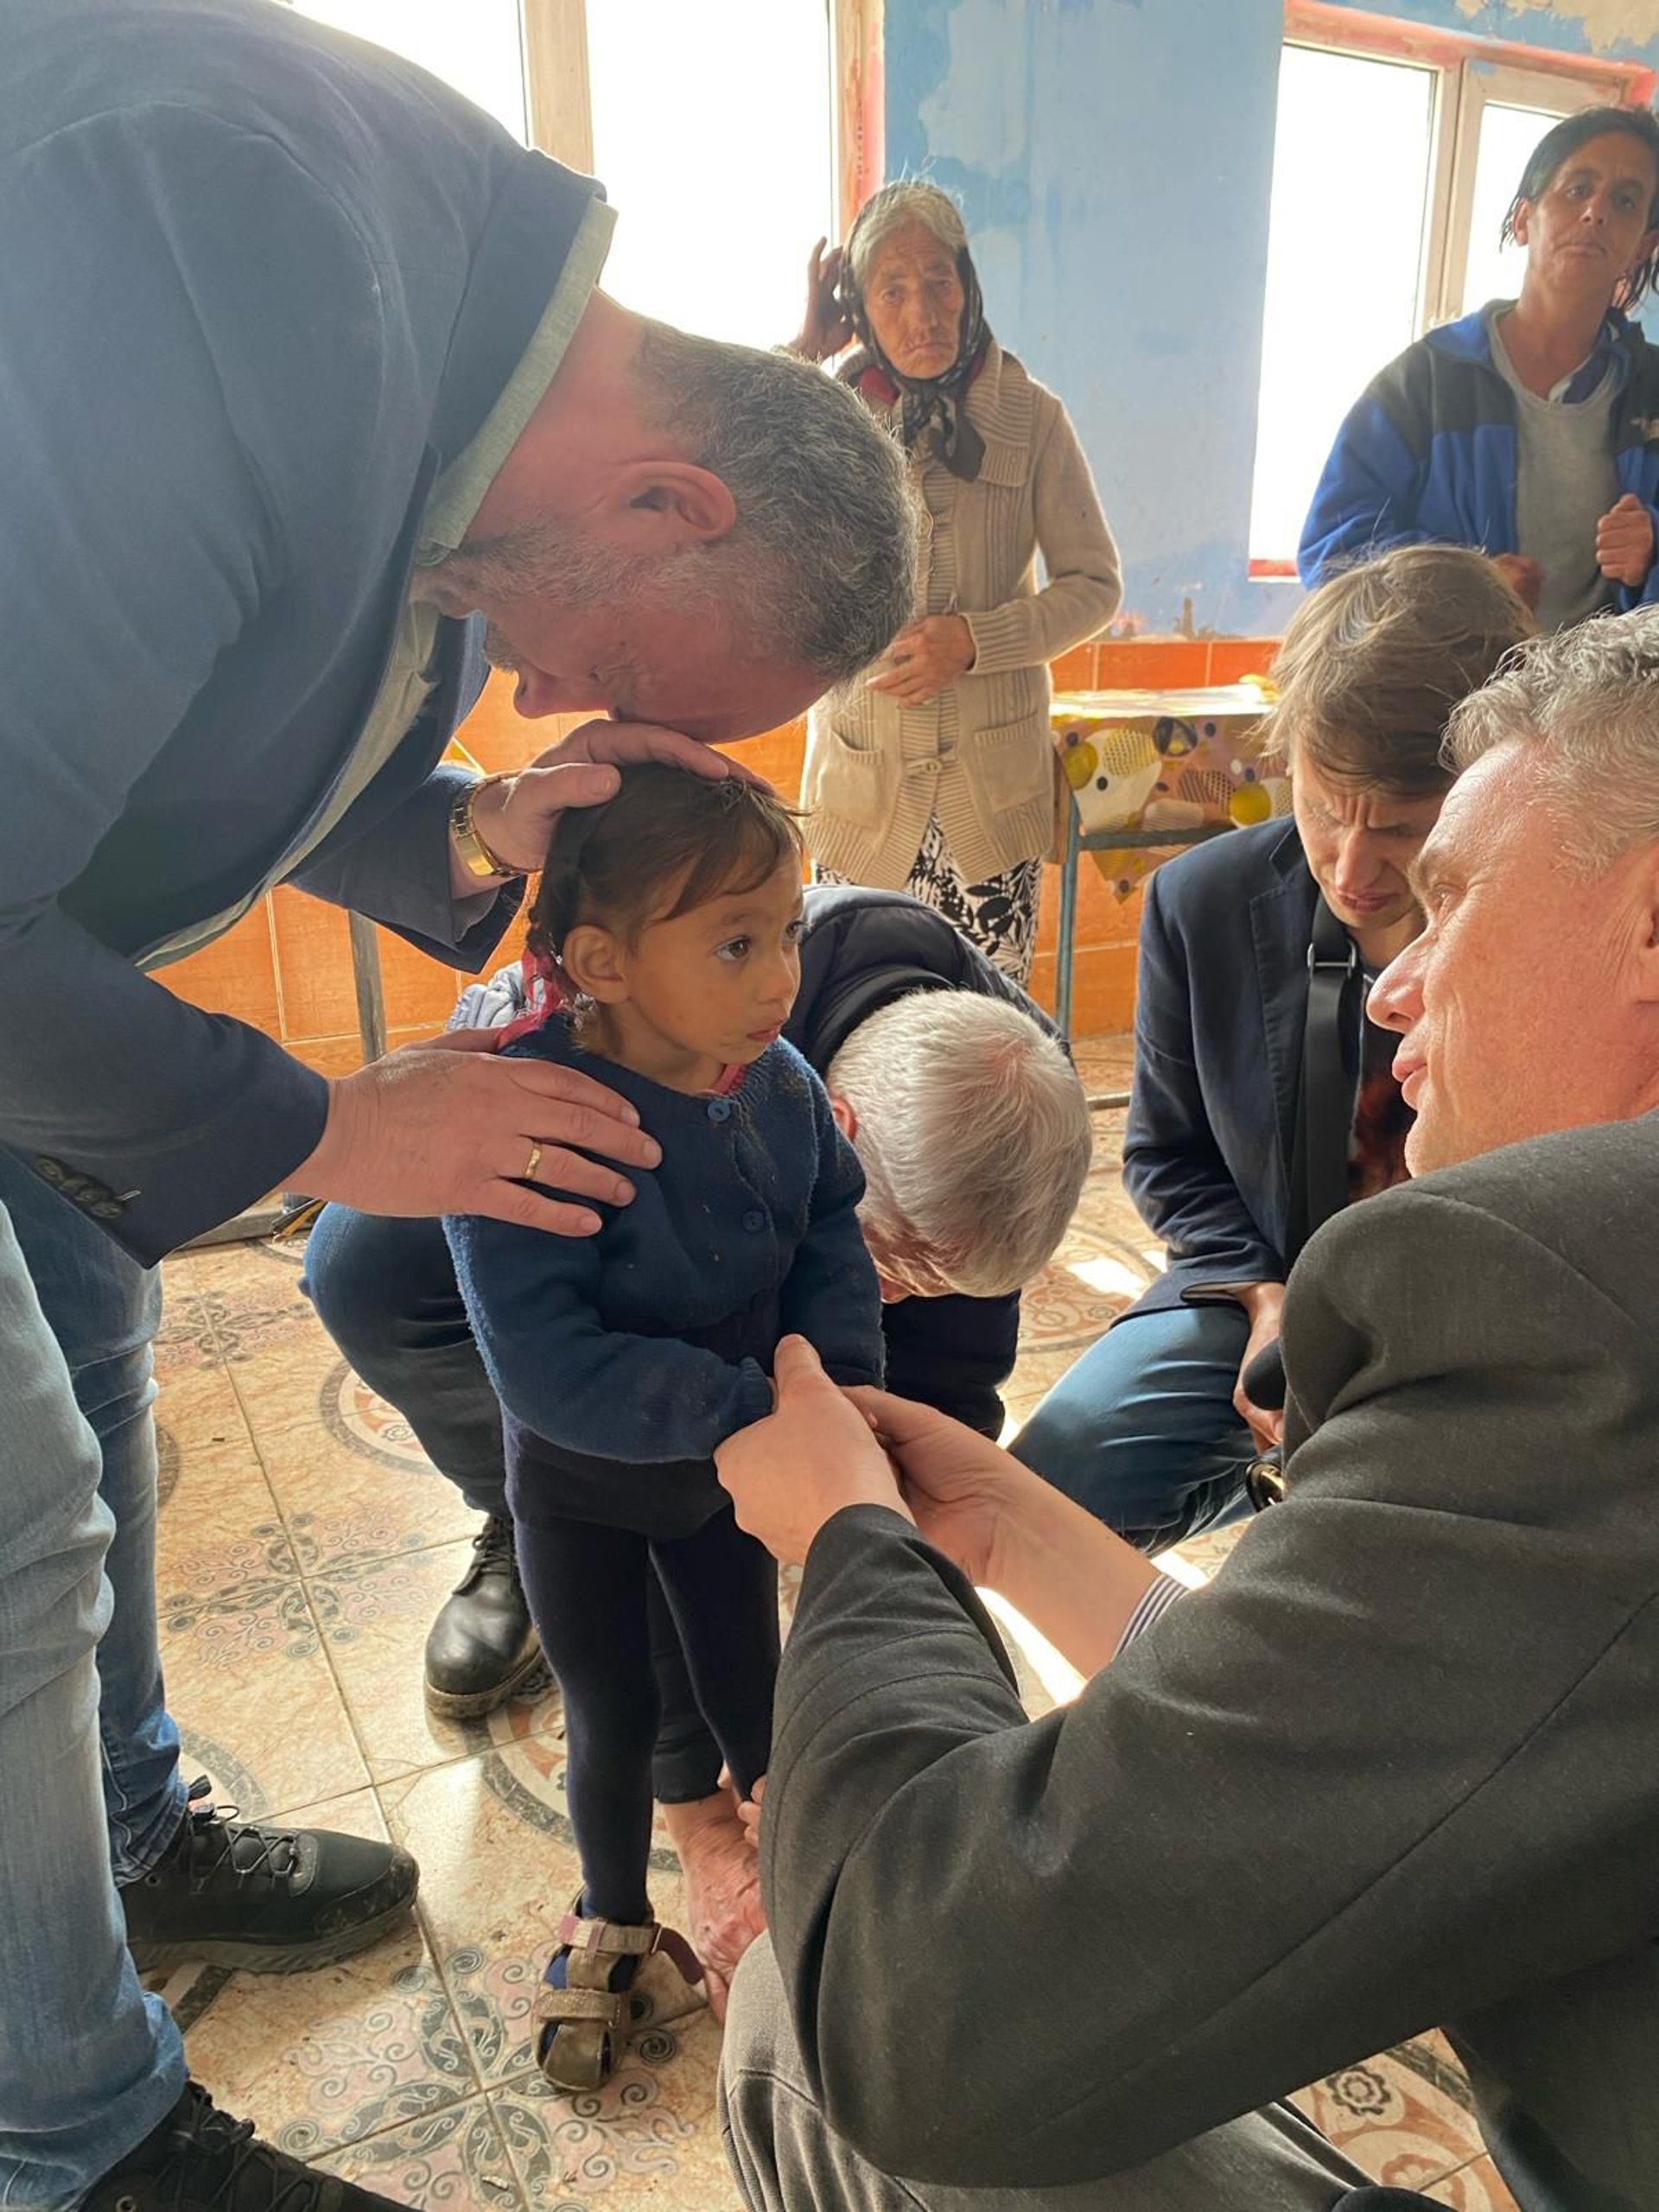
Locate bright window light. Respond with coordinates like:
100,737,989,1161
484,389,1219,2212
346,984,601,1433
587,0,834,348
290,0,529,142
1249,44,1434,566
1461,102,1560,315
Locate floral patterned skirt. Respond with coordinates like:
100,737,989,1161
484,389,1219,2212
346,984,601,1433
816,810,1042,986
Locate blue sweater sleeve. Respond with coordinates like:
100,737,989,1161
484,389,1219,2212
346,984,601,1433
1298,387,1432,586
778,1083,885,1386
445,1209,775,1463
1121,868,1283,1290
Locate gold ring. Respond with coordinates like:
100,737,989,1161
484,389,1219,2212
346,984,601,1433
524,1141,543,1182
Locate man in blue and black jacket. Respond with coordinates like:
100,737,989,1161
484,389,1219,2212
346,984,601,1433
1300,105,1659,632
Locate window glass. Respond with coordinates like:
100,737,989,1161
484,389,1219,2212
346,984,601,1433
1460,102,1563,315
587,0,834,348
1249,44,1434,565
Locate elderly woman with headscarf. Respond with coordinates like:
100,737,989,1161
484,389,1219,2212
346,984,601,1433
790,181,1122,982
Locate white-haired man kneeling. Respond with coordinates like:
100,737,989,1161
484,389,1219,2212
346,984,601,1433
716,608,1659,2210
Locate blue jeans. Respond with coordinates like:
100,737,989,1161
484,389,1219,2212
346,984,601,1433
0,1192,188,2209
1010,1303,1259,1552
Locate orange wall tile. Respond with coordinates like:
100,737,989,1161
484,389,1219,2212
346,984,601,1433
158,906,282,1037
1094,637,1211,690
1207,636,1280,685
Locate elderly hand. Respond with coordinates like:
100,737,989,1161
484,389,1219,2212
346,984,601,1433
716,1337,913,1564
865,615,976,707
844,1384,1022,1587
660,1786,766,2024
1597,492,1656,588
790,237,853,363
463,717,769,880
1491,552,1545,611
292,1027,661,1235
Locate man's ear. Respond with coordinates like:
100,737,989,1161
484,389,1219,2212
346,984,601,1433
560,922,630,1004
1632,844,1659,1004
1510,196,1535,249
828,1090,858,1142
606,461,737,549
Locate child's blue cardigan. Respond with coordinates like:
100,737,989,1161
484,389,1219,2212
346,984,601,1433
445,1020,885,1537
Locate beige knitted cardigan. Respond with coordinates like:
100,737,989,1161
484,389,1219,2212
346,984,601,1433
803,342,1122,887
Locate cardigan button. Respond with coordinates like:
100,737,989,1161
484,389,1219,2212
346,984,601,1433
741,1209,766,1232
707,1097,733,1122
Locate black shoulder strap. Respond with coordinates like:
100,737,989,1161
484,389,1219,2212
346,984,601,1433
1286,896,1358,1266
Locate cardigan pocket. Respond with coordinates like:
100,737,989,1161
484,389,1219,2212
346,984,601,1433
805,721,899,833
960,715,1054,816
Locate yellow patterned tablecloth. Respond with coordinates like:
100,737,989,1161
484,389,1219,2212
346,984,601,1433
1052,683,1285,898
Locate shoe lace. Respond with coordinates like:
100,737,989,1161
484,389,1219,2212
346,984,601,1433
153,2095,336,2212
179,1777,302,1887
472,1513,520,1584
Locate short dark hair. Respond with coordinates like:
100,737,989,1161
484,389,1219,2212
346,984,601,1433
1268,546,1535,797
1501,105,1659,308
526,763,803,964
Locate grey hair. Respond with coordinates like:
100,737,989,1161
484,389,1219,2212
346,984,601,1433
846,180,969,290
827,992,1092,1299
632,320,917,682
1444,606,1659,872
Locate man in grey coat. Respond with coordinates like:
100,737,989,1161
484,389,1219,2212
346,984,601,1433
715,606,1659,2210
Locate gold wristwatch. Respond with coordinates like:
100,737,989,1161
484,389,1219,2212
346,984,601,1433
449,774,526,881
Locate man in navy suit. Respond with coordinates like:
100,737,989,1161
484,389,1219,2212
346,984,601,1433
1014,549,1531,1548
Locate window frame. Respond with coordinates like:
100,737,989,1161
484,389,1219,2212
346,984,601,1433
1249,2,1654,577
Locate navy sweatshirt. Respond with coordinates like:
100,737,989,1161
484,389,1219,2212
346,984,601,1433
445,1022,884,1538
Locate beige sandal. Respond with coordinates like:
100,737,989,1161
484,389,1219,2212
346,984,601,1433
534,1901,702,2091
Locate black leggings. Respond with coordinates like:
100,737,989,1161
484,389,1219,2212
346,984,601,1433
514,1504,779,1925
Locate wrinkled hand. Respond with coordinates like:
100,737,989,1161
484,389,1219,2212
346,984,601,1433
734,1772,766,1851
663,1787,766,2024
1491,552,1545,612
467,718,769,877
790,237,852,362
1231,1283,1287,1452
292,1027,660,1234
715,1337,912,1564
842,1385,1019,1586
865,615,977,707
1596,492,1656,588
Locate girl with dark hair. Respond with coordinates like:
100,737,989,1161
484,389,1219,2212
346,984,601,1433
444,765,882,2091
1302,104,1659,630
791,181,1122,982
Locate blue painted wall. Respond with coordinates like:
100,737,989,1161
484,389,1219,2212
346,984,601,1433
884,0,1659,636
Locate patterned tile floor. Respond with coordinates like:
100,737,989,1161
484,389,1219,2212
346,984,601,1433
144,1039,1516,2210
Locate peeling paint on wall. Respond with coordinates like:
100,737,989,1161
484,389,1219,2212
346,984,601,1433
1454,0,1659,59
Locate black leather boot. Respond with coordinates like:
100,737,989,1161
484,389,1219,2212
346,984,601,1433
423,1512,542,1718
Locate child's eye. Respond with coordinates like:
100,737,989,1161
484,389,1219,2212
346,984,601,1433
717,937,751,963
785,918,805,943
